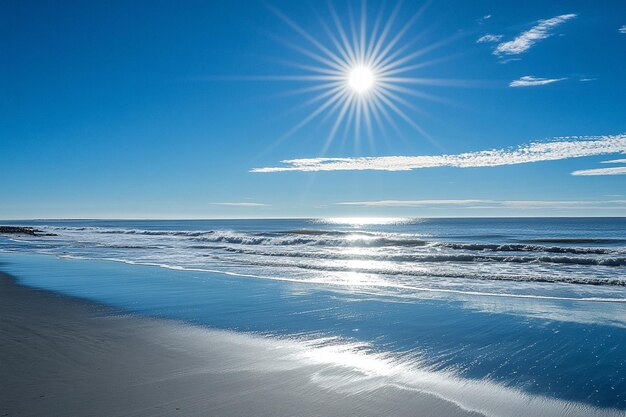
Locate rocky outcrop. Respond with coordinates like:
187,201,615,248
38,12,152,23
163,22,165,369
0,226,57,237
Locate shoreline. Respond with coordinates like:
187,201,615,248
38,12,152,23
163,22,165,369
2,261,624,417
0,271,484,417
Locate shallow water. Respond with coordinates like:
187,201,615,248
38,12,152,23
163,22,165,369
1,218,625,413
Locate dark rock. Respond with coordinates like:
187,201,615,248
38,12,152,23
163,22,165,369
0,226,57,237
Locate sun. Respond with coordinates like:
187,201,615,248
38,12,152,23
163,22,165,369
348,65,375,94
266,2,452,146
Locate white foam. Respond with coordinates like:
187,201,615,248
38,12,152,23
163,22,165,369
56,253,626,304
163,325,624,417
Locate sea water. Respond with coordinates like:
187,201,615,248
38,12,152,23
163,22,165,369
1,218,625,413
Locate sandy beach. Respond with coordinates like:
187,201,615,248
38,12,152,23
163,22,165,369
0,271,484,417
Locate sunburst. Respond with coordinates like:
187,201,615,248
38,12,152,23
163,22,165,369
265,1,457,151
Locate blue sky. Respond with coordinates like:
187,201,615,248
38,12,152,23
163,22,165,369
1,0,625,219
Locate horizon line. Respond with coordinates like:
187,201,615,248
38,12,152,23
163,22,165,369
2,215,626,222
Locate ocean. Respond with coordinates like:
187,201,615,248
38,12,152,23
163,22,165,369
1,218,625,415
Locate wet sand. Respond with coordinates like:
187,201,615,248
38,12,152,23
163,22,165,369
0,272,482,417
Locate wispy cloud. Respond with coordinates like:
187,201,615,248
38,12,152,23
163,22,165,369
337,199,626,210
477,34,502,43
499,200,626,209
211,202,269,207
571,167,626,176
571,158,626,176
602,159,626,164
338,199,490,207
252,134,626,173
619,25,626,34
494,14,576,56
509,75,566,87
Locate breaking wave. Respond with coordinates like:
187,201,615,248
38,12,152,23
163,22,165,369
218,246,626,266
3,222,625,293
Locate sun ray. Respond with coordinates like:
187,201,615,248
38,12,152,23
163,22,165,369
271,81,344,100
375,89,439,148
298,84,347,110
379,53,462,77
354,94,363,139
376,34,461,74
376,81,456,106
342,97,358,139
361,95,376,144
267,58,345,77
266,5,346,69
316,11,354,66
322,93,354,155
379,76,466,86
359,0,367,64
370,5,428,69
328,1,358,65
370,100,388,142
368,1,403,67
272,85,346,120
347,2,361,65
365,1,385,60
375,89,426,132
279,88,348,141
376,87,431,121
268,34,348,73
373,36,421,73
320,92,348,130
255,1,460,152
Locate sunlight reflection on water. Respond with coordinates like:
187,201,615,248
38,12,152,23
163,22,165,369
318,217,412,226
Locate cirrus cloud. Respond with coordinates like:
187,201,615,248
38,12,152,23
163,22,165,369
509,75,566,87
336,199,626,210
211,202,269,207
494,13,576,56
477,34,503,43
338,199,490,207
251,134,626,173
571,167,626,176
